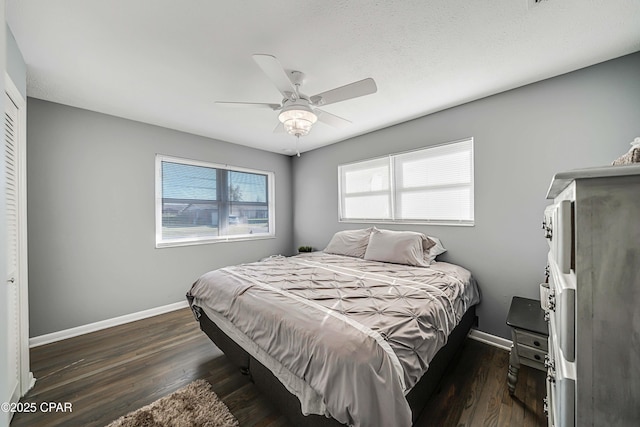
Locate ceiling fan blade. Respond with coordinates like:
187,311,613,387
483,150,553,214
315,109,352,129
273,122,285,133
310,78,377,107
215,101,280,110
252,54,296,98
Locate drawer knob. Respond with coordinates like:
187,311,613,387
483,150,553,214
548,292,556,312
542,397,549,416
542,217,553,240
534,354,541,361
543,397,549,415
534,340,540,347
544,355,555,371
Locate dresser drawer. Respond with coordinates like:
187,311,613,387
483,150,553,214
515,329,548,351
548,257,576,362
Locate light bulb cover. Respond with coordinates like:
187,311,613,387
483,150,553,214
278,105,318,136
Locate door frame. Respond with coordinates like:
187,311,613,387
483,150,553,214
5,72,33,399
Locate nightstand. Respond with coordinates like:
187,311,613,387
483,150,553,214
506,296,548,395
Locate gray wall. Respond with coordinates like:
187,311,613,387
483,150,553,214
27,99,294,336
292,52,640,340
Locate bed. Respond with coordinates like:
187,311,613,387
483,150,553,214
187,228,480,427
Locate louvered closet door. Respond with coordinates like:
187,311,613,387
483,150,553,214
5,92,20,405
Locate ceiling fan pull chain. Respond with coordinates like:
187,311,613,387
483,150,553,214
296,135,300,157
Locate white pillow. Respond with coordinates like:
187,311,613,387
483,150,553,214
324,228,373,258
425,236,447,264
363,228,431,267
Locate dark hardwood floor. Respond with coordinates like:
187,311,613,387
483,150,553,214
10,308,546,427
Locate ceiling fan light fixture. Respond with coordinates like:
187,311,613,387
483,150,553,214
278,105,317,137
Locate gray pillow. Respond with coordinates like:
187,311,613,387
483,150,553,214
363,228,431,267
424,236,447,264
324,228,373,258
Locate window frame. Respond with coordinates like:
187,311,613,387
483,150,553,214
338,138,474,226
155,154,275,248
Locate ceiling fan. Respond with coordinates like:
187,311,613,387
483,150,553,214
216,54,377,151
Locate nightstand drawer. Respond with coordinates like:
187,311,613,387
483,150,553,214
518,343,546,365
515,329,548,351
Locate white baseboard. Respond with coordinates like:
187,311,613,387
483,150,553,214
29,300,190,348
468,328,512,351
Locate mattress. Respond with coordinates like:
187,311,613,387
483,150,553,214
188,252,480,427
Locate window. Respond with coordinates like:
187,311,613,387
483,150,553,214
156,155,275,247
339,138,474,225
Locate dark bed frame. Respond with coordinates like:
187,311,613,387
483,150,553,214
191,304,477,427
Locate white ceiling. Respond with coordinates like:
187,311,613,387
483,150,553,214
6,1,640,155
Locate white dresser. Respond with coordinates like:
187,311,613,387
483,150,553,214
543,164,640,427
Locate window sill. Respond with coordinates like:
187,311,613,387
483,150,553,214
156,234,276,249
338,219,474,227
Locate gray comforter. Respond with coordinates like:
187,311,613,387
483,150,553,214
188,252,480,427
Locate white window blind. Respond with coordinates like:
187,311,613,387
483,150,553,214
339,157,391,220
339,138,474,225
155,155,275,247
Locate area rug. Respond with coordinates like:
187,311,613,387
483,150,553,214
106,379,239,427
